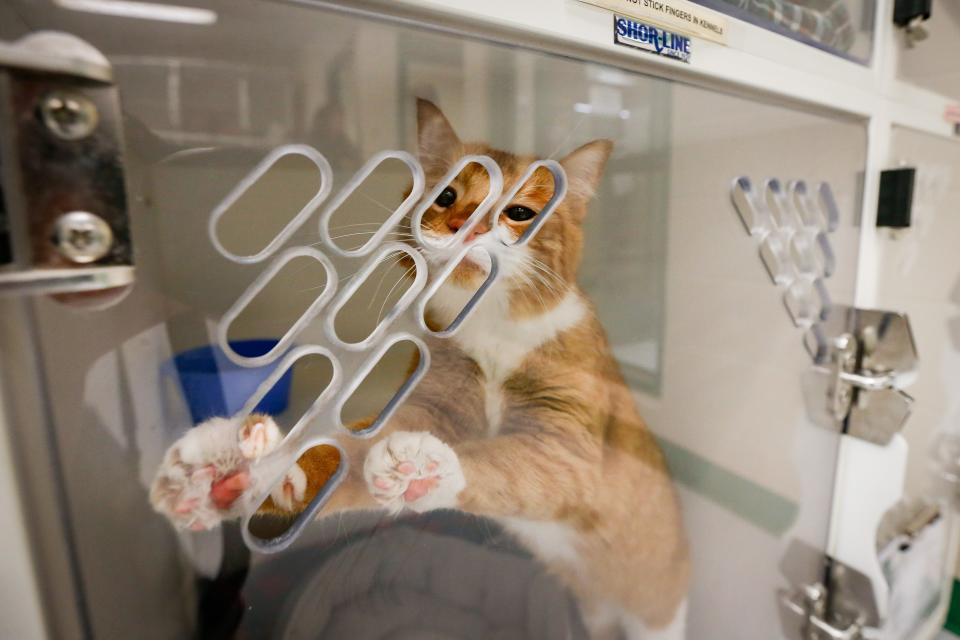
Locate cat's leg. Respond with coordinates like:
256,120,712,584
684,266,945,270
455,417,602,519
151,405,477,529
361,415,601,519
579,599,629,640
620,599,687,640
152,349,486,528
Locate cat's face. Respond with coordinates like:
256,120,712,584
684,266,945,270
413,99,611,318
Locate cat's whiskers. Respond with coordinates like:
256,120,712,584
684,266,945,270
529,256,566,285
330,222,400,229
516,255,565,301
358,192,406,216
322,231,416,242
547,113,589,160
514,269,549,312
296,247,420,292
376,263,417,324
524,254,567,287
367,252,411,309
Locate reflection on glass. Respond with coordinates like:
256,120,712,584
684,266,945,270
691,0,875,61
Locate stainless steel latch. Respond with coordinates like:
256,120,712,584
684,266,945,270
779,540,880,640
0,32,133,297
781,583,863,640
802,305,918,445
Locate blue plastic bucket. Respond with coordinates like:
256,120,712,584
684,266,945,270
173,339,293,424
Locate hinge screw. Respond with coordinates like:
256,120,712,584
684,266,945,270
53,211,114,263
39,91,99,140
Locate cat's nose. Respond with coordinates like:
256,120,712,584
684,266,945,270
447,214,489,242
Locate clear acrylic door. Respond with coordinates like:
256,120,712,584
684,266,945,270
0,2,865,638
895,3,960,100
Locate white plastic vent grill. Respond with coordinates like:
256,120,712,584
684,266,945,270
206,144,567,552
731,177,840,330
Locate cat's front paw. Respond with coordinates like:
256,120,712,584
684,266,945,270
150,414,297,530
364,431,465,513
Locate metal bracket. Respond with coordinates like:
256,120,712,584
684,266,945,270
779,539,880,640
802,305,917,445
0,32,133,297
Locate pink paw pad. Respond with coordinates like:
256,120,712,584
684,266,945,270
403,477,439,502
373,476,395,490
174,497,200,514
363,431,466,513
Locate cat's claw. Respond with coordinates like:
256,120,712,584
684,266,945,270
269,462,307,511
238,416,282,459
150,414,298,530
364,431,465,513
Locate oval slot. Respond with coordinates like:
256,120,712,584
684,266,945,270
783,277,831,328
318,150,424,258
209,145,333,264
236,347,339,438
783,278,817,328
219,247,337,367
789,229,819,276
731,176,770,236
502,160,568,247
764,178,798,230
758,232,794,286
244,442,346,552
812,278,832,320
416,245,498,337
337,337,428,438
410,155,504,249
788,180,824,229
815,231,836,278
324,243,427,350
818,182,840,232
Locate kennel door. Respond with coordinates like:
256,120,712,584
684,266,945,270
0,1,868,639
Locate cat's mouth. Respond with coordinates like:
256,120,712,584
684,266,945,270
418,230,494,280
458,245,493,274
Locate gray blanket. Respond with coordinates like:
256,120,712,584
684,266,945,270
277,524,588,640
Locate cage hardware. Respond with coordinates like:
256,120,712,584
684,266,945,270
802,306,917,445
778,540,880,640
0,33,133,297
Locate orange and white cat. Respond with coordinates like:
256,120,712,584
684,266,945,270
151,99,690,639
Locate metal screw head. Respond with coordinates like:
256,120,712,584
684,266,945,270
40,91,99,140
54,211,113,263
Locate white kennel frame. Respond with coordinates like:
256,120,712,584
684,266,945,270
0,0,956,637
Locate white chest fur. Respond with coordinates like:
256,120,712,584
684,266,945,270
429,286,587,434
498,517,582,568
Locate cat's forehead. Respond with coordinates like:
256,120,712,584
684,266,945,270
457,143,553,196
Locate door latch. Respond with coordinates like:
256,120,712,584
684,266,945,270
802,305,917,445
0,32,133,297
779,540,880,640
781,582,863,640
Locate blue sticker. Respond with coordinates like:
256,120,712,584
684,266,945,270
614,15,692,63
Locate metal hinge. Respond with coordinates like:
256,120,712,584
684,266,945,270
802,305,917,445
0,32,133,298
779,540,880,640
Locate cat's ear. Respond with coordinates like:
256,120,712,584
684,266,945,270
559,139,613,203
416,98,463,174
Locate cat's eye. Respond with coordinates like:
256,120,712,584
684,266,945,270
435,187,457,208
504,205,537,222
